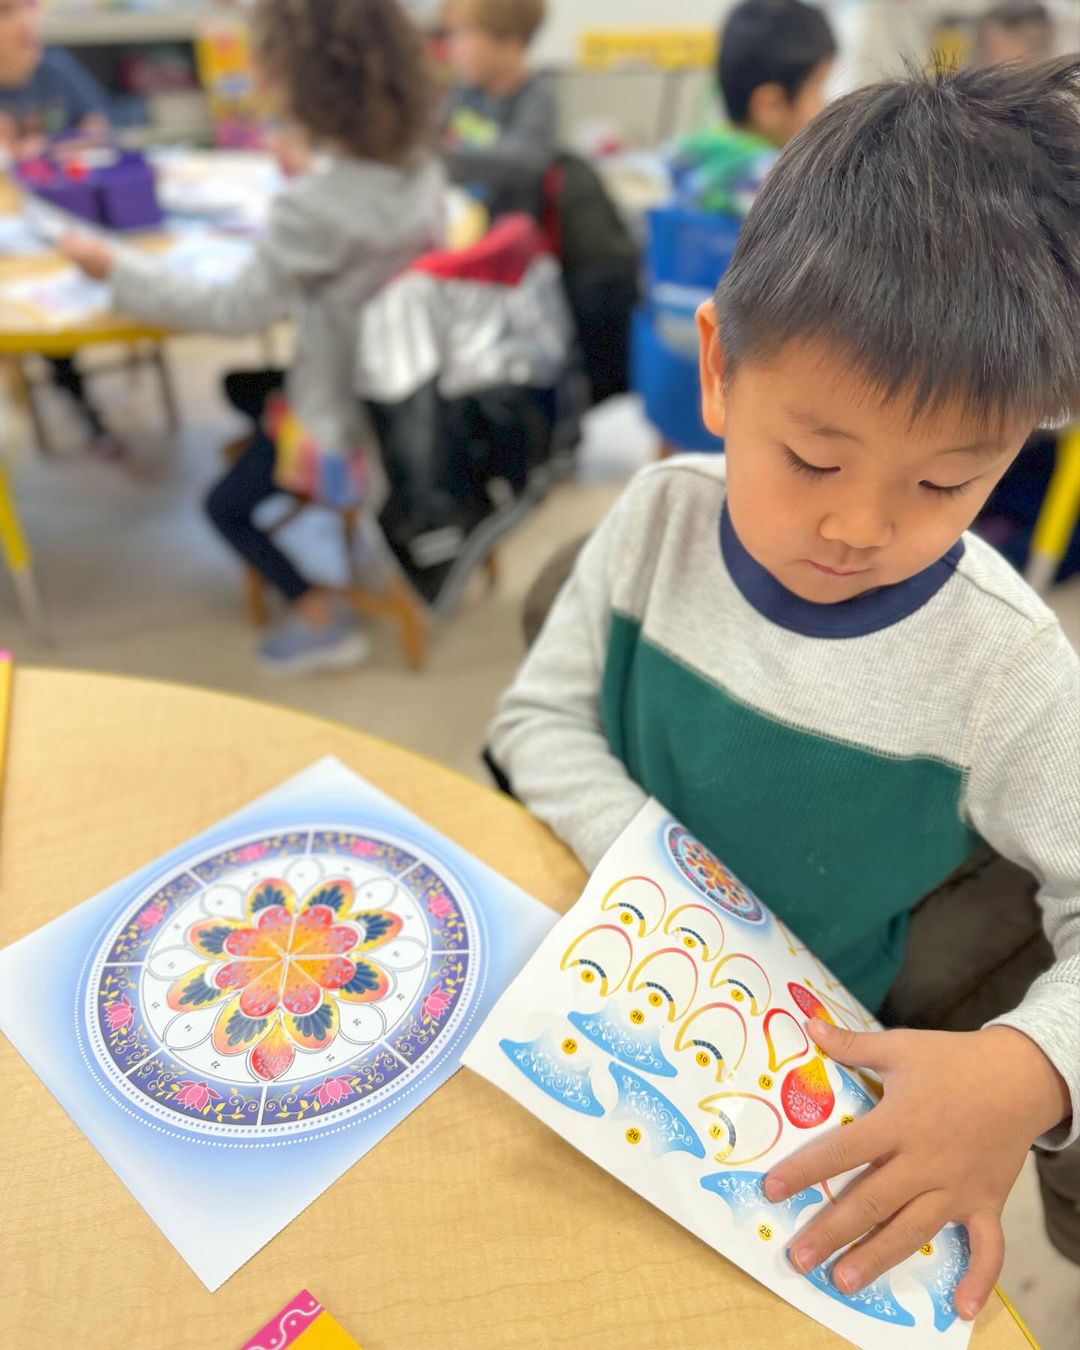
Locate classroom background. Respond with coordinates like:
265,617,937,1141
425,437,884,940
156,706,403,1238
1,1,1078,1345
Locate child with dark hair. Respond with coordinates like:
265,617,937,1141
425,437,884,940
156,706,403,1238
62,0,444,676
673,0,836,215
491,59,1080,1309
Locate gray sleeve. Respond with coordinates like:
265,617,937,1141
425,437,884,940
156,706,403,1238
488,484,649,871
111,187,343,336
442,78,557,192
964,622,1080,1148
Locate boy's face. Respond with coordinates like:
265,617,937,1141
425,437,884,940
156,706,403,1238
748,58,834,147
698,311,1030,604
0,0,41,88
445,19,520,89
978,20,1051,65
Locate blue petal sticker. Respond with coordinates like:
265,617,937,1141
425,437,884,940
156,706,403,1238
499,1035,605,1117
568,1007,677,1077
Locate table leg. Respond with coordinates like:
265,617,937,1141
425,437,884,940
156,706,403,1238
151,342,181,432
0,461,46,637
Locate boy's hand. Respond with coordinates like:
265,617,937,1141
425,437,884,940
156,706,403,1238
764,1018,1070,1321
59,233,116,281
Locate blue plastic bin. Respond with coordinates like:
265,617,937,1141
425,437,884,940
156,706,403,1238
632,307,724,453
645,204,742,289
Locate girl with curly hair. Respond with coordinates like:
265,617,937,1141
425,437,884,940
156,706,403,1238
62,0,444,675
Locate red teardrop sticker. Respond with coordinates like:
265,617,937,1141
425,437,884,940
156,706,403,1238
781,1054,835,1128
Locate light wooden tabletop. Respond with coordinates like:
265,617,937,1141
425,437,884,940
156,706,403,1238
0,670,1033,1350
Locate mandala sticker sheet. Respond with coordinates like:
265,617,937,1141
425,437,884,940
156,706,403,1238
463,799,973,1350
0,757,556,1291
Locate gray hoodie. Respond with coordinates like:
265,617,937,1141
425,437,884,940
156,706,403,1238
112,152,446,454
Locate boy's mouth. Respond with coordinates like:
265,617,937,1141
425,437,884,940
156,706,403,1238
805,560,870,578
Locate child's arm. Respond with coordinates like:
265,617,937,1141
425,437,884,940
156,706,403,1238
488,482,650,870
765,621,1078,1319
61,188,339,337
441,78,556,198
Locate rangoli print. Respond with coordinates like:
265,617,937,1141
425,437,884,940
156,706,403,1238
0,759,556,1290
464,799,974,1350
82,825,478,1139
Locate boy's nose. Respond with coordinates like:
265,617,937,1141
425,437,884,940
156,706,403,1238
819,501,893,551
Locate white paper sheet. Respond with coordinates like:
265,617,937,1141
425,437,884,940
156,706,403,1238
463,798,974,1350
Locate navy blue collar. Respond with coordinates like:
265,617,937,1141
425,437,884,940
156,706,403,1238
719,504,964,639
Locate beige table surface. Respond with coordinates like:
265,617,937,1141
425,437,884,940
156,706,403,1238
0,670,1034,1349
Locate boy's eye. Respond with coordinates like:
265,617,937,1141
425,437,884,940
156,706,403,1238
920,479,975,498
784,448,839,478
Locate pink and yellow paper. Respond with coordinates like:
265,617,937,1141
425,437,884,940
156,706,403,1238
240,1289,362,1350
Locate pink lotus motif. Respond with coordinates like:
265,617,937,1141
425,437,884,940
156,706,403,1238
105,996,134,1032
348,839,381,858
313,1077,354,1107
234,843,269,863
427,891,454,921
175,1081,221,1111
136,902,167,930
422,985,452,1020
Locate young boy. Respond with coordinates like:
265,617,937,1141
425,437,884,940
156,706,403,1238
977,1,1054,65
490,60,1079,1316
673,0,837,215
439,0,555,221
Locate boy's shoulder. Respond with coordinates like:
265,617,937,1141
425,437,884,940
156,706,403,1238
949,527,1060,634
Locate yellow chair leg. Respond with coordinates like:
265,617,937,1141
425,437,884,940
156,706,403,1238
1025,426,1080,593
0,463,45,634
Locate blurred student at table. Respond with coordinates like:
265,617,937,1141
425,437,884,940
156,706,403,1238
0,0,123,455
671,0,837,216
438,0,555,221
62,0,443,677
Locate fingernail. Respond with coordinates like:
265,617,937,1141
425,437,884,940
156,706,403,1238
958,1301,977,1321
790,1246,815,1272
835,1264,859,1293
764,1177,786,1201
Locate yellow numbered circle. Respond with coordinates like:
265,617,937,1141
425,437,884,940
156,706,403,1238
757,1223,774,1242
920,1243,935,1257
619,911,634,925
731,989,745,1002
695,1050,711,1068
630,1008,645,1025
683,936,697,949
580,969,596,984
840,1113,855,1126
758,1074,774,1090
709,1123,725,1140
625,1127,642,1145
647,991,663,1007
561,1038,578,1055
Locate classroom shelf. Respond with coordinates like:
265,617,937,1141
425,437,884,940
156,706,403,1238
39,7,210,46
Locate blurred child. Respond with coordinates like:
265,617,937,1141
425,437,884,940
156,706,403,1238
63,0,443,677
491,60,1080,1299
439,0,555,221
977,2,1054,64
672,0,836,215
0,0,118,453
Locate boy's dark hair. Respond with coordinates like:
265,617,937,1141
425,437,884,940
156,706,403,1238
718,0,837,126
253,0,431,164
716,59,1080,427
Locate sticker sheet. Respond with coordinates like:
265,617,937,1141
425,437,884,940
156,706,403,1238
239,1289,361,1350
463,799,972,1350
0,758,555,1291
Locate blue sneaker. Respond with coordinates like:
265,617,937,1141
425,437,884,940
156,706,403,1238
258,612,370,677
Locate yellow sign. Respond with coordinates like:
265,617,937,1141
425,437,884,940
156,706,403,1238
579,28,716,72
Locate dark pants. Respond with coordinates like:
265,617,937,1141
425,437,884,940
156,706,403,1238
49,356,106,436
206,435,308,603
519,542,1080,1261
223,367,286,426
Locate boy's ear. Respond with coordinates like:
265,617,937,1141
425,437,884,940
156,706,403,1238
697,301,727,438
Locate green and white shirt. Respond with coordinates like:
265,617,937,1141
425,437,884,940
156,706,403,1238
490,456,1080,1146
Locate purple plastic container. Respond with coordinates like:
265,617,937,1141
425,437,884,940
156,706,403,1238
15,149,162,231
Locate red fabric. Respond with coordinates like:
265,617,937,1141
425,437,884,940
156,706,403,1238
540,163,565,259
409,212,550,286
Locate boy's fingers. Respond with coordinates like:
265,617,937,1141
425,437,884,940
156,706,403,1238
787,1159,921,1271
809,1017,896,1070
953,1211,1005,1321
828,1192,951,1294
765,1114,887,1201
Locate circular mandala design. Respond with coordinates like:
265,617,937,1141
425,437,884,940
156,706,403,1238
665,825,766,924
77,825,484,1141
